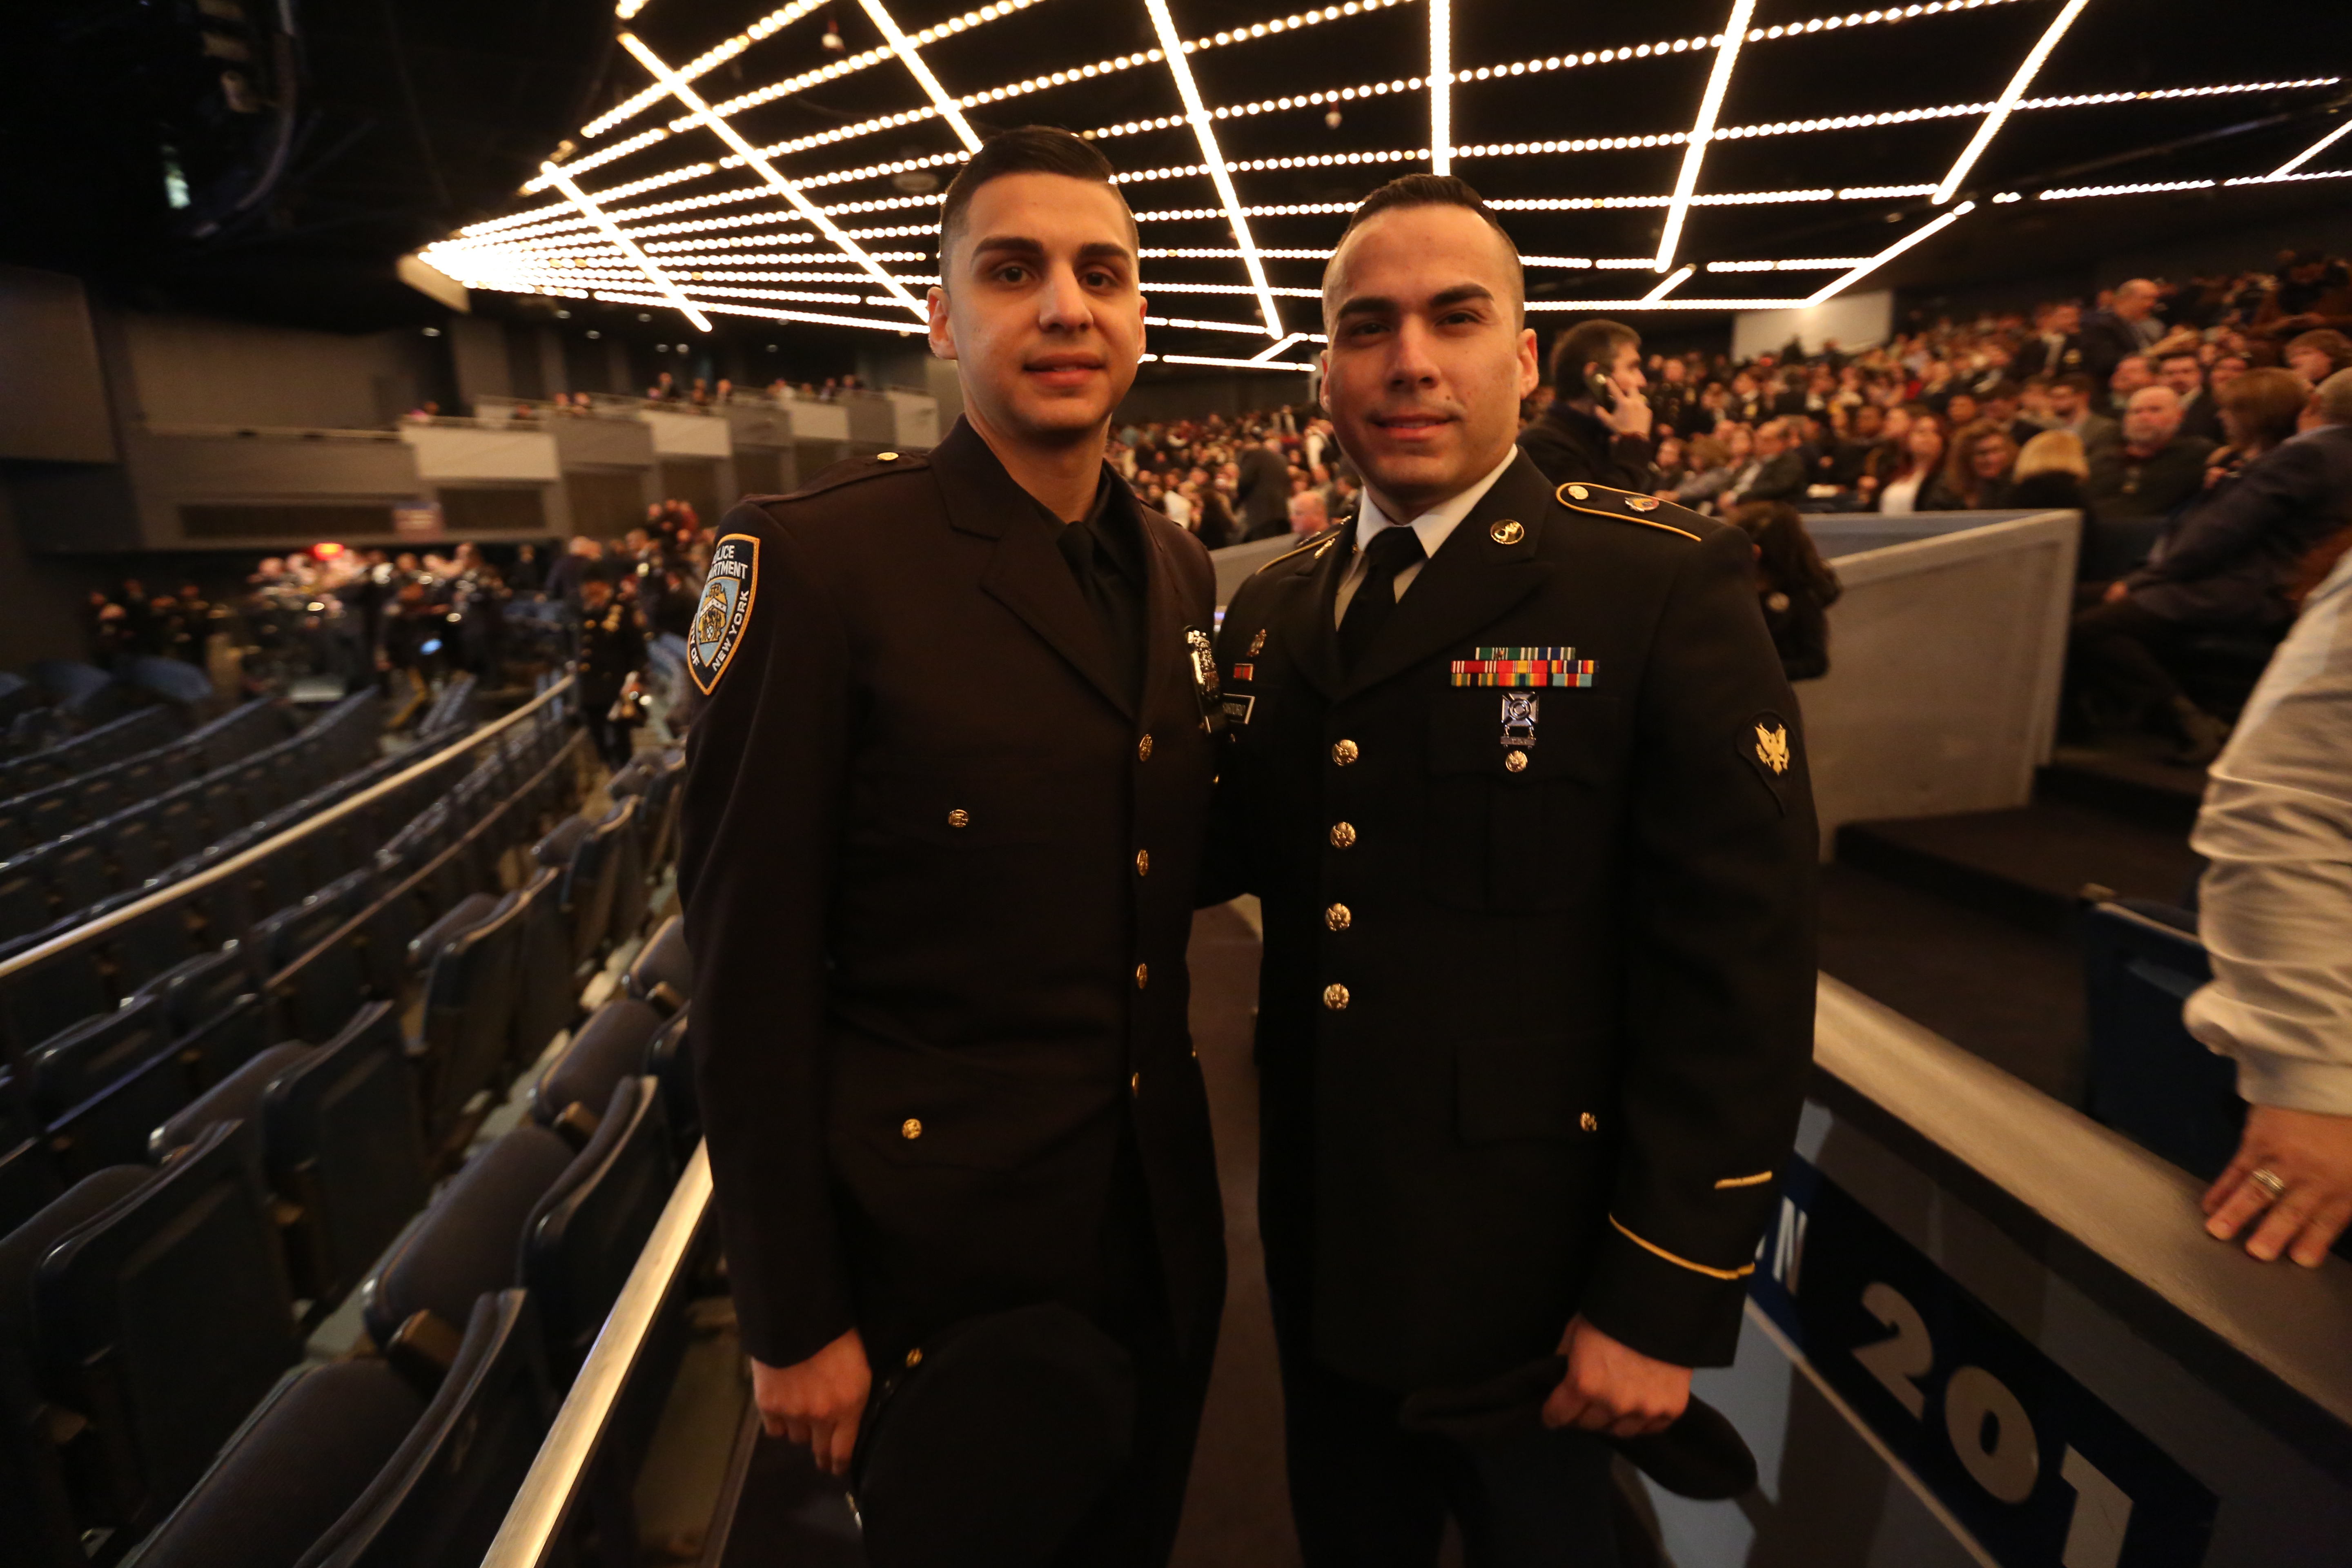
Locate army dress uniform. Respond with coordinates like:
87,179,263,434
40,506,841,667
1206,454,1817,1565
676,418,1227,1565
577,598,646,770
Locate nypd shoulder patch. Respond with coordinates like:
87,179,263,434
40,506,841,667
688,532,760,694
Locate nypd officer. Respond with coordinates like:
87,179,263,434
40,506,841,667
1207,176,1817,1564
677,127,1225,1565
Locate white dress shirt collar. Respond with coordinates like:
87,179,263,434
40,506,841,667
1354,446,1523,565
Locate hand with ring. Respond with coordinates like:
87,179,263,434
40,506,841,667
2203,1105,2352,1267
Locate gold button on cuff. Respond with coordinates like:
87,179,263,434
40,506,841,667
947,808,971,829
1135,963,1150,989
1579,1111,1599,1133
1324,903,1351,931
1504,749,1529,773
1330,822,1357,849
1333,739,1359,766
1322,983,1350,1011
1137,734,1154,761
1135,849,1150,876
905,1347,923,1367
901,1118,923,1140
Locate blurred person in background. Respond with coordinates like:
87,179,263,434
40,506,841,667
1733,500,1843,682
1937,421,2018,510
1718,417,1806,511
575,566,646,771
1517,317,1657,492
2087,386,2214,520
1875,415,1953,514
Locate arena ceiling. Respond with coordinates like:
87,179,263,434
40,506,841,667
410,0,2352,366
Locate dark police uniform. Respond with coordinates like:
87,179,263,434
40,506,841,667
577,597,646,770
1207,454,1817,1566
676,417,1227,1565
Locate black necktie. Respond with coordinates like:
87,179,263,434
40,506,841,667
1339,526,1426,673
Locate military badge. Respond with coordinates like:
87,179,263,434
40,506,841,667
1186,627,1229,737
687,532,759,694
1755,719,1790,775
1626,496,1661,512
1500,692,1539,749
1247,628,1267,656
1448,647,1596,688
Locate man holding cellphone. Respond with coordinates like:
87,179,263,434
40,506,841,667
1516,317,1658,493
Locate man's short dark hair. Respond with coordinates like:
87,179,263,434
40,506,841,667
1327,174,1524,323
937,126,1136,271
2056,373,2095,396
1549,318,1641,391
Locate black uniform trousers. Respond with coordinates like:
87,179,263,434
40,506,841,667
577,675,633,769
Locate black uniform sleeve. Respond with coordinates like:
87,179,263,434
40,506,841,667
677,502,858,1369
1576,526,1819,1368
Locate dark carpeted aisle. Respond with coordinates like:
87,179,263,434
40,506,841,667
1172,902,1303,1568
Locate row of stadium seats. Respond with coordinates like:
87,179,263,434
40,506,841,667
0,705,188,804
0,697,383,957
0,698,690,1566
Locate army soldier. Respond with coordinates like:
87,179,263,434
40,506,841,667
1207,176,1817,1564
575,566,645,770
676,127,1225,1565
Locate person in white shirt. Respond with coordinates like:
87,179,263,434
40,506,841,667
2189,539,2352,1267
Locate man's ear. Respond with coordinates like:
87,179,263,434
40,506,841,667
926,286,956,361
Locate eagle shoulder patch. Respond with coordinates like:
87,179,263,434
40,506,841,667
687,532,759,694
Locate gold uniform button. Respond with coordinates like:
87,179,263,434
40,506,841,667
1137,734,1154,762
1504,749,1529,773
1325,903,1351,931
878,450,900,461
1329,822,1357,849
901,1118,923,1140
1490,519,1525,545
1135,849,1150,876
1567,483,1590,501
1333,739,1360,766
905,1347,923,1367
1322,983,1350,1011
1130,1071,1140,1095
947,808,971,829
1135,963,1150,989
1579,1111,1599,1133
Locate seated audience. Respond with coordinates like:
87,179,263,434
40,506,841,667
1671,430,1744,509
1517,318,1657,492
1732,501,1843,682
1719,418,1806,510
1875,416,1954,514
2086,386,2216,519
1287,490,1329,536
1937,420,2018,509
2048,374,2123,461
2158,349,2223,443
2068,368,2352,762
2285,329,2352,387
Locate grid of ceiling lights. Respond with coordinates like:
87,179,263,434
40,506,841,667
417,0,2350,371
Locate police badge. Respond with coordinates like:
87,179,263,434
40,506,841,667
687,533,759,694
1186,627,1229,738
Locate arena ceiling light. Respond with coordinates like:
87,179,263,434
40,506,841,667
1144,0,1285,337
1655,0,1758,272
1428,0,1452,176
1931,0,2091,204
617,31,930,321
1804,200,1975,303
855,0,984,151
2267,117,2352,178
537,161,711,331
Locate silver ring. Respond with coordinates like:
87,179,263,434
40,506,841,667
2249,1167,2287,1203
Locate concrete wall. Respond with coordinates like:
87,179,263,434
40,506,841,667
0,267,116,463
1801,509,2078,851
1732,289,1894,361
116,312,424,430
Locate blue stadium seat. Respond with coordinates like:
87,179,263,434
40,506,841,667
254,871,378,1043
46,1043,193,1182
26,998,171,1120
0,1070,58,1241
506,868,575,1073
33,1121,300,1532
530,998,664,1133
139,944,261,1047
0,936,112,1063
170,998,274,1094
0,1163,155,1568
533,804,632,979
152,1044,309,1185
358,1124,573,1355
103,891,204,997
624,915,690,1015
602,799,649,951
109,814,170,887
151,794,207,864
521,1075,673,1382
2082,898,2245,1181
411,893,526,1151
643,1007,698,1157
295,1289,552,1568
0,867,49,944
48,834,118,913
114,1357,427,1568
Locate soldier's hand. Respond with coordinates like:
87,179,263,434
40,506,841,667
1543,1315,1690,1438
751,1326,871,1476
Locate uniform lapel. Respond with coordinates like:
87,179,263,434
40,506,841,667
1275,521,1351,701
931,419,1134,719
1135,490,1187,720
1343,453,1557,697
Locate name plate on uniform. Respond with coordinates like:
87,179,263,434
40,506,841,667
1752,1154,2217,1567
1448,646,1597,688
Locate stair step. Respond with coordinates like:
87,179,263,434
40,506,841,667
1835,800,2203,935
2036,743,2207,835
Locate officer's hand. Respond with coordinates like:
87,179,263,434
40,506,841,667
1543,1316,1690,1438
2204,1104,2352,1267
751,1327,871,1476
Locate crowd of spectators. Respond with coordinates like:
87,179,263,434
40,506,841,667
1111,245,2352,755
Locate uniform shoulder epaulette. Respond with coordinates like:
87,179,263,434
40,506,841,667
1551,480,1718,543
767,448,931,505
1251,525,1344,575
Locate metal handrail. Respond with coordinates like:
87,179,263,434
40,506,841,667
0,676,574,985
480,1140,714,1568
